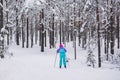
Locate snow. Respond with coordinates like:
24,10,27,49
0,0,120,79
80,21,87,32
25,0,45,7
0,2,3,8
1,26,8,34
0,42,120,80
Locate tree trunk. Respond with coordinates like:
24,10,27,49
21,15,25,48
74,0,76,60
41,24,44,52
96,0,101,67
106,0,109,61
51,14,55,47
16,27,19,45
62,22,65,44
39,28,41,46
41,9,44,52
117,15,119,48
5,0,9,45
49,20,52,48
110,0,114,55
39,13,42,46
104,29,107,54
26,17,29,48
60,20,62,44
35,15,38,45
16,0,19,45
31,18,34,48
44,30,47,47
0,0,3,31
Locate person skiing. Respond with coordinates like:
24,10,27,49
57,44,67,68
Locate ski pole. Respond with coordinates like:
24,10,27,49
54,53,57,68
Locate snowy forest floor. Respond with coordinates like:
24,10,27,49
0,43,120,80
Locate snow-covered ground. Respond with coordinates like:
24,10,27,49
0,43,120,80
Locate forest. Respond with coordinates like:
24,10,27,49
0,0,120,68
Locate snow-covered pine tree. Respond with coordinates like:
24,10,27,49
86,49,96,68
86,39,96,68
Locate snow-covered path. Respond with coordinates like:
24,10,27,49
0,45,120,80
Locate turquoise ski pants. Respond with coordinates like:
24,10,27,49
59,53,66,67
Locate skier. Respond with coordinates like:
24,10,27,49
57,44,67,68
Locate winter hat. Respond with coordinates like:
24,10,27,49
59,44,63,48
